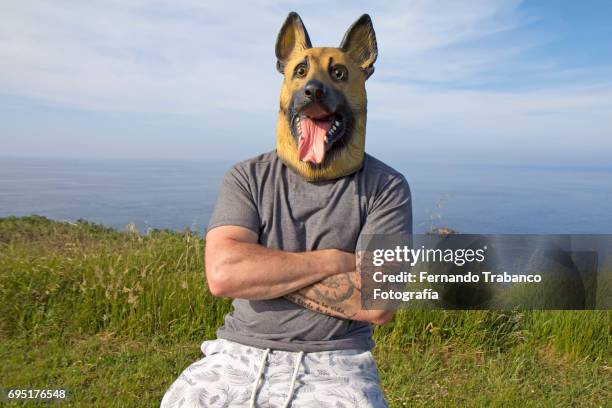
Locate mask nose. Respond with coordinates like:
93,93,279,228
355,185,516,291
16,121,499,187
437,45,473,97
304,80,325,101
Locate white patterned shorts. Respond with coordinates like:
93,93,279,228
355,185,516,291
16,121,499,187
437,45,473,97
161,338,388,408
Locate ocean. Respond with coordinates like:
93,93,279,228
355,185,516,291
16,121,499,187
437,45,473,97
1,156,611,235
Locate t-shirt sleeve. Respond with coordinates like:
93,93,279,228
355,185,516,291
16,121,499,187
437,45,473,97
360,174,412,237
207,164,260,234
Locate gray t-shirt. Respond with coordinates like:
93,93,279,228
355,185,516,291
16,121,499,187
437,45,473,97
207,150,412,352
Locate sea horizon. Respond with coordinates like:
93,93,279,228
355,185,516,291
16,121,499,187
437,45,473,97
2,155,612,235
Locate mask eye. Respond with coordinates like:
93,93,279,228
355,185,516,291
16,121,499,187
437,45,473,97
294,64,308,78
331,65,348,81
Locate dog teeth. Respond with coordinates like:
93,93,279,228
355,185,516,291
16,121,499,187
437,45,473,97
335,121,340,126
324,136,328,143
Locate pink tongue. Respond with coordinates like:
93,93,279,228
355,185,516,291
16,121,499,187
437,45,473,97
298,117,332,164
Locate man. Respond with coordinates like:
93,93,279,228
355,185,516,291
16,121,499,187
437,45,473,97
161,12,411,408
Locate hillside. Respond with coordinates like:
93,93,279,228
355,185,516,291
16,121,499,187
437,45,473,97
0,216,610,407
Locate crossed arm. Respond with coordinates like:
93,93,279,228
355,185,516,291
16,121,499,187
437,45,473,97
204,225,393,325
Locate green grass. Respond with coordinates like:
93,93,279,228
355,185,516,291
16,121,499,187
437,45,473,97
0,216,610,407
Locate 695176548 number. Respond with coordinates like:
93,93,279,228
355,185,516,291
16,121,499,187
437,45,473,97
2,388,68,401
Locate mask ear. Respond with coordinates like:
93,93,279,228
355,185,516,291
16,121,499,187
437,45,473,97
275,12,312,74
339,14,378,80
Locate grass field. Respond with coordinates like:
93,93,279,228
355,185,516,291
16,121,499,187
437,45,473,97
0,216,610,407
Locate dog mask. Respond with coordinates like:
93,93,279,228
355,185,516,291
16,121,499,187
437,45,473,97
275,12,378,182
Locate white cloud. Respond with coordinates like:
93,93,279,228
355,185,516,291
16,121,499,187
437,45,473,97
0,0,544,113
1,0,611,162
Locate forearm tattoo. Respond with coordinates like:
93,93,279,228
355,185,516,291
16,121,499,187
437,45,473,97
284,252,364,319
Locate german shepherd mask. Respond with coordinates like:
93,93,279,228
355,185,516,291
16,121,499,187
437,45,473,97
275,12,377,182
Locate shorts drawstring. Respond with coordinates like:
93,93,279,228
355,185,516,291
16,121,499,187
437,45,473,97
249,348,270,408
281,350,304,408
249,348,304,408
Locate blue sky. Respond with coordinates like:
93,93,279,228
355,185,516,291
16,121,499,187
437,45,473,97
1,0,611,164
